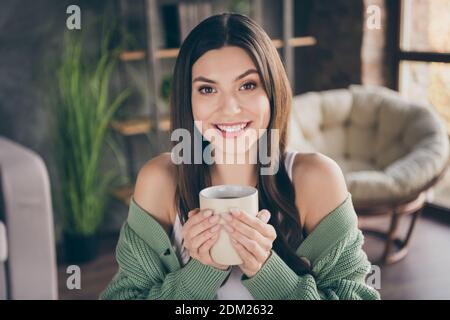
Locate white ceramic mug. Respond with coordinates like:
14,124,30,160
199,185,258,265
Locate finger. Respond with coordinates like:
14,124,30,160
184,219,216,249
189,214,220,239
256,210,276,240
224,218,267,246
196,230,228,270
230,231,268,262
188,209,199,218
257,209,271,223
187,226,217,259
197,232,220,264
190,224,221,250
231,239,260,270
198,231,219,254
227,209,275,239
183,209,213,232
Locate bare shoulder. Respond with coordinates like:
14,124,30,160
291,152,349,234
133,152,177,234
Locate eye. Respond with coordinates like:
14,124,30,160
240,81,257,91
198,86,216,95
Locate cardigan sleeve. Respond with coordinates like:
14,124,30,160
241,194,380,300
99,223,231,300
242,229,380,300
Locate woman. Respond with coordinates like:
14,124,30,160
101,13,380,300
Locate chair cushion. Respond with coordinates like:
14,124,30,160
288,85,449,203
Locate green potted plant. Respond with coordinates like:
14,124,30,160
50,29,130,263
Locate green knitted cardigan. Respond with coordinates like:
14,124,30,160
100,193,380,300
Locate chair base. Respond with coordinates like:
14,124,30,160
362,208,422,264
357,192,426,265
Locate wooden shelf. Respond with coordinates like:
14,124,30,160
111,117,152,135
156,48,179,59
119,50,146,61
119,37,316,62
272,36,317,49
119,48,179,61
112,184,134,205
111,115,171,136
158,116,171,131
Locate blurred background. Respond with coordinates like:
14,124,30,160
0,0,449,300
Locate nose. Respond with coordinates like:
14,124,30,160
220,93,241,116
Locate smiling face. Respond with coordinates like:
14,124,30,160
191,46,271,159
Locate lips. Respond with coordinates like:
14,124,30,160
213,121,251,138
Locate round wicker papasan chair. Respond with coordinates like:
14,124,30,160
287,84,450,264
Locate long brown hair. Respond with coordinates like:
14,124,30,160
170,13,310,275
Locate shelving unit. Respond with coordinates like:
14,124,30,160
118,36,317,62
110,0,317,205
111,0,171,205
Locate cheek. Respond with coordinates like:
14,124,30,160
192,94,219,142
191,94,220,123
248,93,270,129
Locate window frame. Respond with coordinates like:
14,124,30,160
393,0,450,90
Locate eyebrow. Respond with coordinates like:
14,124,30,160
192,68,258,84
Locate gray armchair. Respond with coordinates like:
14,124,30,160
287,85,449,264
0,136,58,299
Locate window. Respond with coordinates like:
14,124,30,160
396,0,450,134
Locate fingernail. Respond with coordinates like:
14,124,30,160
188,210,196,218
259,210,270,221
230,207,240,216
223,213,232,222
203,210,213,217
209,215,219,224
211,225,221,232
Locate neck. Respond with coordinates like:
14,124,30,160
210,144,259,187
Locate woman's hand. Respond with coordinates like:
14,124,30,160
182,208,229,271
223,208,277,278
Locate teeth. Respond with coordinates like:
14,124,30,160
216,123,248,132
